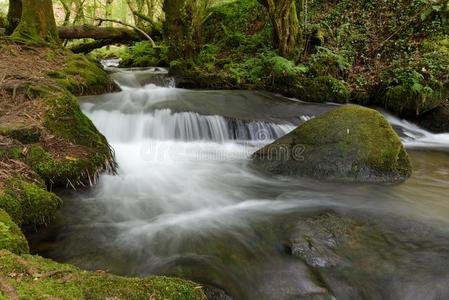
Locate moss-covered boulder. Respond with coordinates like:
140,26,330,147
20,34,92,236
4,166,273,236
0,250,206,299
252,105,412,183
0,209,29,255
0,178,62,226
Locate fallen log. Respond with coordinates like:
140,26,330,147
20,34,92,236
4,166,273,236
58,25,140,40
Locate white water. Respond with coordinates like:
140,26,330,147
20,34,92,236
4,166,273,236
386,113,449,149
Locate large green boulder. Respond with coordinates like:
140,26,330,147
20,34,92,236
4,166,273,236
252,105,412,183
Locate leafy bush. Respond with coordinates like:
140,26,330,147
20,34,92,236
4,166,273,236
120,41,169,67
307,47,352,79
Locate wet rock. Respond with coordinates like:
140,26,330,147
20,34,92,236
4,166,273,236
252,105,412,183
255,261,333,300
286,212,449,300
203,285,234,300
418,100,449,133
287,213,355,268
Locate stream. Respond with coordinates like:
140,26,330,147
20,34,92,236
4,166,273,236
29,66,449,299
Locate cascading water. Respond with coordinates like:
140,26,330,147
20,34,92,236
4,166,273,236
31,67,449,300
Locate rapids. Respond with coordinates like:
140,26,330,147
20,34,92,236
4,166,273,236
29,67,449,300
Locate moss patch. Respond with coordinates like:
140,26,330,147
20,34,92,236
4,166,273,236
0,210,29,255
0,250,206,300
0,178,62,226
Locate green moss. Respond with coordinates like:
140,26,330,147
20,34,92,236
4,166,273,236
253,105,412,183
25,144,109,187
0,178,62,226
43,91,109,149
307,47,352,79
0,209,29,254
51,54,113,95
0,250,206,300
295,76,350,103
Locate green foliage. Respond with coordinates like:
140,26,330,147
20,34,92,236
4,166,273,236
307,47,352,79
295,76,350,104
0,209,29,254
90,45,126,60
381,68,447,116
420,0,449,26
0,11,6,28
0,178,62,226
0,250,206,300
205,0,271,43
120,41,169,67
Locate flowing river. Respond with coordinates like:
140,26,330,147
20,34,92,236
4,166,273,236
29,66,449,300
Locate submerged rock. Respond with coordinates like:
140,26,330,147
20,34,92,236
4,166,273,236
286,212,449,300
252,105,412,183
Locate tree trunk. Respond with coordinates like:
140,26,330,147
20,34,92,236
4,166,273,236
258,0,300,58
163,0,191,60
11,0,60,45
6,0,22,34
163,0,206,60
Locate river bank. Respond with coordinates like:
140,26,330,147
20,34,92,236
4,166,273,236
0,41,207,299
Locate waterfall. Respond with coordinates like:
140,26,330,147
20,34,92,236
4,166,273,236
83,108,294,143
